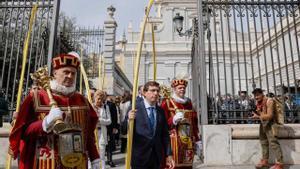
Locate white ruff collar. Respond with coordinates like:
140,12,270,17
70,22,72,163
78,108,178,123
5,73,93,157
50,80,76,96
172,93,189,104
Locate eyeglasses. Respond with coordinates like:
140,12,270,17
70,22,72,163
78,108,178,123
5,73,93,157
148,89,160,93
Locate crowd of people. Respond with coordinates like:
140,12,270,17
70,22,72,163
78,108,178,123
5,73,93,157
8,52,201,169
89,88,133,168
7,51,297,169
208,91,300,124
90,80,200,169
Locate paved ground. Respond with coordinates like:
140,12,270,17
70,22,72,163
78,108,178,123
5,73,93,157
1,147,300,169
111,150,300,169
111,147,202,169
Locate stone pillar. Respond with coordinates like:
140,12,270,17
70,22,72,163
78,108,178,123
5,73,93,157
103,6,117,95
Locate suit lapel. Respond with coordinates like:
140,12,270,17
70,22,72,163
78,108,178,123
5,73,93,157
140,101,151,132
154,106,160,134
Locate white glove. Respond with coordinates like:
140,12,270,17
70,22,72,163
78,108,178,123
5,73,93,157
42,107,63,132
173,112,184,125
91,158,101,169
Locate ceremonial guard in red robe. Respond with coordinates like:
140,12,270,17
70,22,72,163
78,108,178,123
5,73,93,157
161,79,199,169
9,53,100,169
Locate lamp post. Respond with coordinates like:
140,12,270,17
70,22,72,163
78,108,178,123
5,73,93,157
173,13,193,37
173,6,211,37
173,4,211,125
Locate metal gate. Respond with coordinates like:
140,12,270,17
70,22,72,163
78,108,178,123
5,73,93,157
193,0,300,124
0,0,58,117
66,27,104,78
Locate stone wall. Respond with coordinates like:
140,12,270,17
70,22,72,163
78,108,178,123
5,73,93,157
202,124,300,166
0,123,18,168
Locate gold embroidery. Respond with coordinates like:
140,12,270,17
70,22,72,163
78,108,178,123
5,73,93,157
33,89,90,168
33,89,89,112
167,108,194,113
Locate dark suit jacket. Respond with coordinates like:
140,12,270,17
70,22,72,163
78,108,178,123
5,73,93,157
136,96,143,103
123,100,172,167
106,101,118,135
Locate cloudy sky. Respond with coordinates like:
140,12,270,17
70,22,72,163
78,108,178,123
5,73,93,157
61,0,149,38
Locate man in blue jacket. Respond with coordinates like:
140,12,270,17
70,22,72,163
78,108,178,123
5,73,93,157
125,81,174,169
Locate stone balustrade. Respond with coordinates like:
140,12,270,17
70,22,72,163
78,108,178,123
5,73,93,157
202,124,300,166
231,124,300,139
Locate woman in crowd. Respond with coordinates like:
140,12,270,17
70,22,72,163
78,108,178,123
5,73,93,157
93,90,112,169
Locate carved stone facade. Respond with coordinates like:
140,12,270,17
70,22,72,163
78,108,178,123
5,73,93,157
117,0,300,97
116,0,198,97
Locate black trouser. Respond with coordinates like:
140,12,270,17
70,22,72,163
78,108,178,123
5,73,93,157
106,135,115,162
132,151,159,169
120,138,127,153
115,124,120,146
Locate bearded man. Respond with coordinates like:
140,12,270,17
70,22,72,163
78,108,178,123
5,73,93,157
9,52,100,169
161,78,199,169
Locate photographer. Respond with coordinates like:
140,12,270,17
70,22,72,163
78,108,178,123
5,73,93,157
251,88,283,169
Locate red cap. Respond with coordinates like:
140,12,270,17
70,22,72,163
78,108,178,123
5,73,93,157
171,79,188,88
52,53,80,70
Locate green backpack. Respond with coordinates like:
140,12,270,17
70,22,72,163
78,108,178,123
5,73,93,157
271,97,284,125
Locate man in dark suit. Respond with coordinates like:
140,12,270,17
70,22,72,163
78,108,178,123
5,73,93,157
125,81,175,169
105,94,118,167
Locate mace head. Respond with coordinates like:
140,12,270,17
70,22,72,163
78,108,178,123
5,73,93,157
160,85,171,99
30,66,52,89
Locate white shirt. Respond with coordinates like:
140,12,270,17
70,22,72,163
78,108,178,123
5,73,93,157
94,105,111,145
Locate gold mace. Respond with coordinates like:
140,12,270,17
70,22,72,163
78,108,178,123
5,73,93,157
160,85,179,116
6,4,38,169
30,67,65,132
125,0,155,168
160,85,172,100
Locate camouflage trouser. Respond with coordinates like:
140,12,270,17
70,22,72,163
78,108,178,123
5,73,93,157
259,123,283,163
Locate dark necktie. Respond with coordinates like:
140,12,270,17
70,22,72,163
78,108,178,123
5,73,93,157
148,107,155,131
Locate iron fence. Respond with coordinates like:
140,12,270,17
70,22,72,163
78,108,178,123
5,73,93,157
0,1,104,122
66,27,104,78
0,0,55,117
193,0,300,124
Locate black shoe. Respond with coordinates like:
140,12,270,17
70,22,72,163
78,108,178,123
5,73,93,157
108,161,116,167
